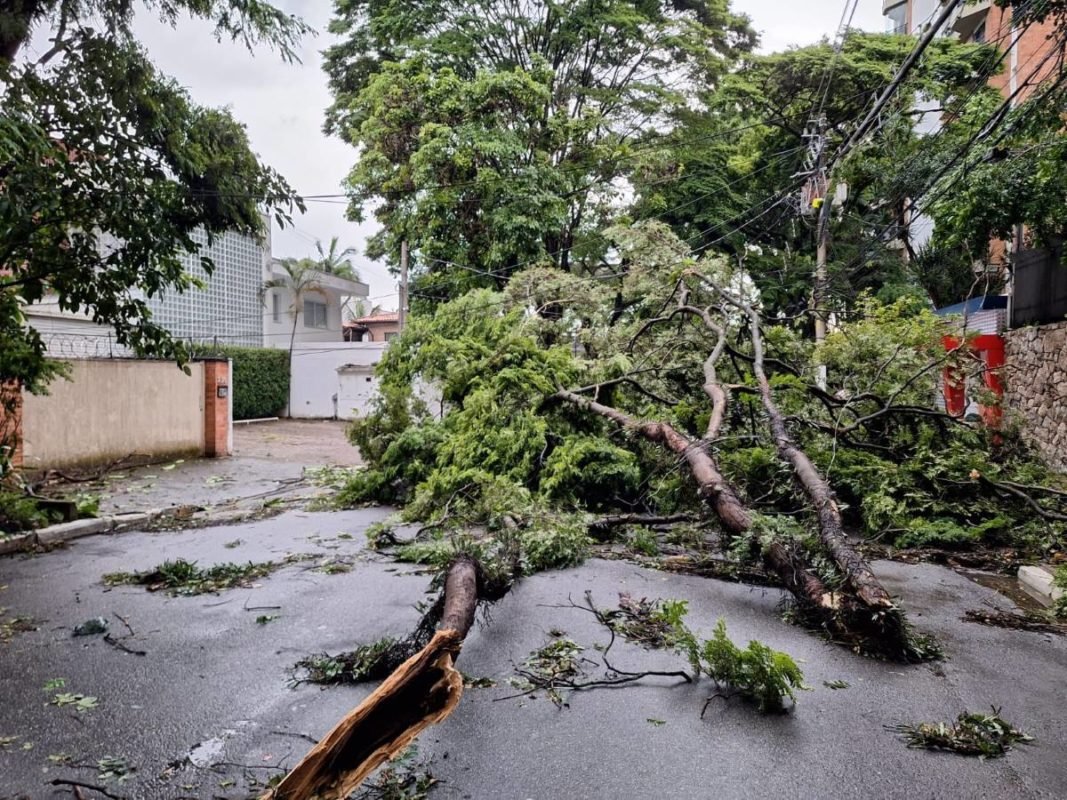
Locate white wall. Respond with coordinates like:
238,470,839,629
289,342,388,420
25,299,133,359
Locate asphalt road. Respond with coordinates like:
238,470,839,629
1,509,1065,799
38,420,361,516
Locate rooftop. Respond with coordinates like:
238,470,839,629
344,312,399,327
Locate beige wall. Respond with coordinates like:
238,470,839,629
21,360,206,470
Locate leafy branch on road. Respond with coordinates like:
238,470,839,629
102,555,317,596
890,709,1033,758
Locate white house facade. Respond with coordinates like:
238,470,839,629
262,259,370,349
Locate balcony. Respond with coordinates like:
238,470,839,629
952,0,992,40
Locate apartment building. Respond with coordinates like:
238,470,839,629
884,1,1060,102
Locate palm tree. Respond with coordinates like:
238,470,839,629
263,259,324,415
315,237,359,280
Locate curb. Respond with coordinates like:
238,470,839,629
0,509,164,555
1018,565,1064,607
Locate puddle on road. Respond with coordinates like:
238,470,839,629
958,569,1046,612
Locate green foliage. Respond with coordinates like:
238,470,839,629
324,0,754,305
718,447,793,508
540,436,641,508
393,539,458,568
297,637,399,684
96,756,134,783
926,82,1067,259
610,595,806,712
0,491,52,533
518,515,592,573
602,596,691,650
192,346,290,420
50,691,98,713
687,620,806,713
508,635,586,708
633,33,999,313
629,529,659,557
355,745,436,800
0,2,304,472
103,557,283,596
1053,567,1067,620
338,217,1063,584
803,298,1066,550
343,385,441,504
893,709,1033,758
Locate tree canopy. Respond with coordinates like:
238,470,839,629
0,0,306,448
325,0,758,306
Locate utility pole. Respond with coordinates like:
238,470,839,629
398,240,409,333
799,117,830,388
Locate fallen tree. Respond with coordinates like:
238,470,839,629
336,223,1063,658
266,556,485,800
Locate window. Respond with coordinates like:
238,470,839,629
304,298,328,329
272,292,280,322
384,332,398,342
972,21,986,44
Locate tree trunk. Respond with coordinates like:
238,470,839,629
556,391,837,614
744,318,896,611
266,557,480,800
0,3,39,63
287,305,299,417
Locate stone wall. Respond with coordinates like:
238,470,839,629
1003,321,1067,471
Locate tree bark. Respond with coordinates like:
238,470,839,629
266,557,480,800
0,2,40,63
556,390,837,613
743,316,896,611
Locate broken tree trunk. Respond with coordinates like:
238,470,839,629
741,311,897,613
265,557,480,800
556,390,838,616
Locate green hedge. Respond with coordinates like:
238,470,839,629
196,346,290,420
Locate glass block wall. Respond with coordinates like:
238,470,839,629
146,228,267,347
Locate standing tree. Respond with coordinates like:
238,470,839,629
630,32,1000,317
0,0,309,472
323,0,756,306
315,236,360,280
263,259,325,414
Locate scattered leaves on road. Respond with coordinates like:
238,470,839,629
461,674,497,689
103,556,311,596
353,746,436,800
51,692,98,713
0,609,38,643
891,708,1033,758
97,755,134,782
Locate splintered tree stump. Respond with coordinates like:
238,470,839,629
266,557,480,800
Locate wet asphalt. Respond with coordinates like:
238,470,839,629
1,508,1065,800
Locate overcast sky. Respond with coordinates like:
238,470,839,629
89,2,888,306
